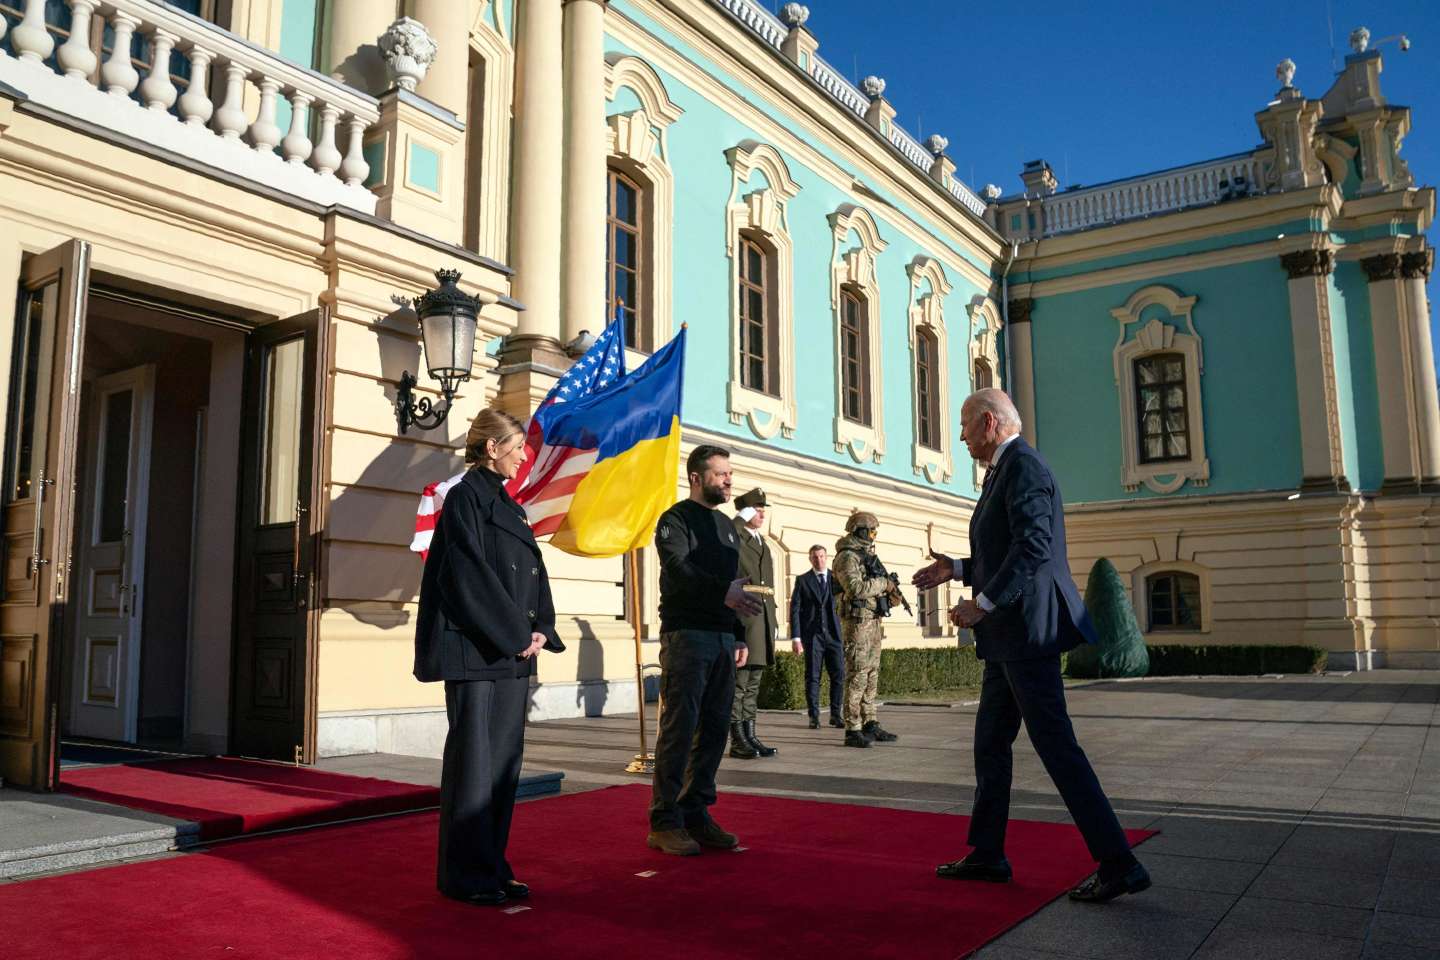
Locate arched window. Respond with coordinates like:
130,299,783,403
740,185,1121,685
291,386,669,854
606,167,644,349
1146,571,1202,630
737,234,777,396
916,328,941,450
973,358,993,391
1134,352,1190,463
840,287,872,425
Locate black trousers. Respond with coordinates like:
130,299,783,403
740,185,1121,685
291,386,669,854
802,637,844,720
650,630,735,831
967,656,1130,863
438,676,528,897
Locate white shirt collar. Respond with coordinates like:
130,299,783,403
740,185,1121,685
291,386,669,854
990,433,1021,468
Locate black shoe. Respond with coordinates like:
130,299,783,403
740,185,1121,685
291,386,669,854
828,715,845,729
1069,863,1151,902
448,889,507,906
936,853,1012,883
729,722,759,759
808,716,820,729
744,720,777,757
844,729,872,748
504,880,529,900
863,720,898,743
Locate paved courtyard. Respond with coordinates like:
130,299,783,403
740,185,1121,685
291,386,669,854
6,671,1439,958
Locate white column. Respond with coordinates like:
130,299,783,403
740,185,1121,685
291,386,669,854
325,0,396,93
177,47,215,127
561,0,608,344
11,0,54,65
411,0,470,114
213,63,249,139
1363,253,1423,489
311,104,342,176
139,31,180,112
56,1,99,79
511,0,566,340
1281,250,1347,491
281,92,314,165
1402,250,1440,485
101,14,142,98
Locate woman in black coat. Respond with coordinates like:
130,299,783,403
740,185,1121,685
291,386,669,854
414,408,564,906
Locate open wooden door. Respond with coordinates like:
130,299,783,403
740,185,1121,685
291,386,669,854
0,241,91,790
231,308,328,763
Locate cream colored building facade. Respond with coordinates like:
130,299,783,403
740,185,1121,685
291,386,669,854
0,0,1433,788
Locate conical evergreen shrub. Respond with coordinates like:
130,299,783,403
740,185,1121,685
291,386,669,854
1071,558,1150,678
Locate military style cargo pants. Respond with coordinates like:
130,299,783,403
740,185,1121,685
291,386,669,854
842,618,882,731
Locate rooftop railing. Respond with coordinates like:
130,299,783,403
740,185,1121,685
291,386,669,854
1,0,380,212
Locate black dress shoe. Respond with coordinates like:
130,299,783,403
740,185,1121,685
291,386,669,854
936,854,1012,883
808,716,820,729
505,880,529,900
828,716,845,728
1069,863,1151,902
449,889,507,906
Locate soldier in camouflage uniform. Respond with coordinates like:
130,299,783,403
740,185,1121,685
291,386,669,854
833,512,902,748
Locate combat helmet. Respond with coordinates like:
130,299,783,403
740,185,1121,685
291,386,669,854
845,510,879,534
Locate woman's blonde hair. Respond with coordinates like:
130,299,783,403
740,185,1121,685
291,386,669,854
465,408,525,466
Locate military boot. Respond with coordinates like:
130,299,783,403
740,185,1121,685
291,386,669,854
844,729,872,748
729,722,759,759
744,720,777,757
863,720,898,742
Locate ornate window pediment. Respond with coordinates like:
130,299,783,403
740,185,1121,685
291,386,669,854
966,294,1002,487
724,141,799,440
828,205,887,463
1111,285,1209,494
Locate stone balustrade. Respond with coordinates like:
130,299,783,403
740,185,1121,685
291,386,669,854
1,0,381,212
1035,153,1267,237
710,0,988,222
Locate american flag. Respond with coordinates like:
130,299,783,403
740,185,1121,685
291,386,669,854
510,319,627,537
410,317,626,558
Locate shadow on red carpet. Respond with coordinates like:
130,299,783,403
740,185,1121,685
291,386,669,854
60,757,439,840
4,783,1153,960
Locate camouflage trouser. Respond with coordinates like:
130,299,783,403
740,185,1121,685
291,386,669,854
842,619,882,731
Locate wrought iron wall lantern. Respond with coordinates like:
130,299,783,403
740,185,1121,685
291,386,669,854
396,268,482,435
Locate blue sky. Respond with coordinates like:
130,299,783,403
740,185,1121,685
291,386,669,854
753,0,1438,346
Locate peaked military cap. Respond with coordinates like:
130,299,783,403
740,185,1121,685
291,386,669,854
735,488,768,511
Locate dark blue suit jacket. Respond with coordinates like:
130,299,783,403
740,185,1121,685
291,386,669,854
789,569,842,647
960,438,1097,662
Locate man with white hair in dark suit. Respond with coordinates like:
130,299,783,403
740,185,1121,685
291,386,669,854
913,388,1150,903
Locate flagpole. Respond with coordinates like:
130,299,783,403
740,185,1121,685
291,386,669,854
623,548,656,774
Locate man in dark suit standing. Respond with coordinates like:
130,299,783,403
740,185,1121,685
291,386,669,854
789,544,845,729
913,388,1150,903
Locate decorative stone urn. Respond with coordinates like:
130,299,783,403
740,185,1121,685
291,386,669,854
378,17,438,93
1276,58,1296,89
861,75,886,100
982,183,1002,201
1349,26,1370,53
780,3,810,27
925,134,949,157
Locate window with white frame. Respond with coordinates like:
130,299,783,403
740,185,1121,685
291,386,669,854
907,257,955,484
828,205,887,463
967,295,1003,488
1111,286,1209,494
606,55,683,356
724,140,799,440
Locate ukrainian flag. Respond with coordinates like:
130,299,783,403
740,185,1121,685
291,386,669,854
528,328,686,558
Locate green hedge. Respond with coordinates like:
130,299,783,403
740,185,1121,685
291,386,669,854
757,647,985,710
1065,643,1327,679
757,642,1327,708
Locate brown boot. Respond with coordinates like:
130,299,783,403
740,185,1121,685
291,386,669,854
646,828,701,856
686,819,739,849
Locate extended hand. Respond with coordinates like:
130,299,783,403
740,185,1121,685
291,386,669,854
724,577,764,617
912,551,955,590
949,600,987,629
518,632,547,659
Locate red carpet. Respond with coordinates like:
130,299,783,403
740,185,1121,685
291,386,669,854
1,783,1151,959
60,757,438,840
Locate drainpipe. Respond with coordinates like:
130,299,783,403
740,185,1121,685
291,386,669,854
998,239,1019,390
